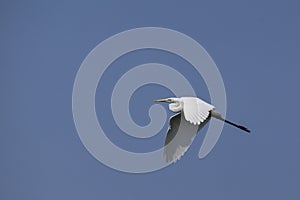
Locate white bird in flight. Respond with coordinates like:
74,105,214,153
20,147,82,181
153,97,250,163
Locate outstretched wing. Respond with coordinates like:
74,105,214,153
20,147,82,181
164,112,211,163
181,97,214,125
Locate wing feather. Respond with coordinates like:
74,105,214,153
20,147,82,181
164,112,211,163
182,97,214,125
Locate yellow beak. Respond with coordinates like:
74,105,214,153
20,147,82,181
153,98,169,102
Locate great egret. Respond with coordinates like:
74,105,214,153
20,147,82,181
153,97,250,163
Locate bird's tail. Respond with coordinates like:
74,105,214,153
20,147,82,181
211,111,250,133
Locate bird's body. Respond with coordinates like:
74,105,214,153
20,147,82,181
154,97,250,163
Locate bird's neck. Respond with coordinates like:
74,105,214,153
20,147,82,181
169,102,183,113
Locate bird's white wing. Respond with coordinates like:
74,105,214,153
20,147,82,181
181,97,214,125
164,112,211,163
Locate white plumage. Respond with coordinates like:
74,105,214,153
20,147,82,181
181,97,214,125
154,97,250,163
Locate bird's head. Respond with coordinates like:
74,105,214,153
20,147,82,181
153,97,179,103
153,97,182,112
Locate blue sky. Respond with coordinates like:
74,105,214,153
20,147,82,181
1,0,300,199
